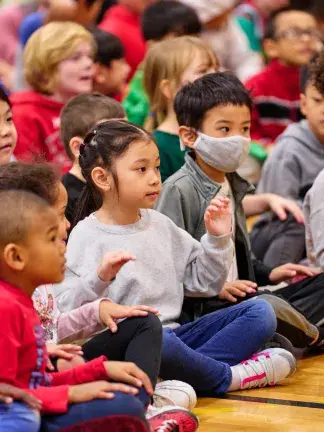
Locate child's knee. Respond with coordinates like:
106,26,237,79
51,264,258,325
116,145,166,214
56,354,85,371
145,312,162,334
250,299,277,336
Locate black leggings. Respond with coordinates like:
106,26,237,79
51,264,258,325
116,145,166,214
82,313,162,388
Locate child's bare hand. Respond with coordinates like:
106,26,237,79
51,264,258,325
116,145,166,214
204,197,232,237
97,251,136,282
0,384,42,410
46,343,83,370
104,361,153,396
99,300,158,333
267,194,304,224
68,381,138,403
269,263,321,284
219,281,257,303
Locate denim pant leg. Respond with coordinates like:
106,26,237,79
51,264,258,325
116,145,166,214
160,300,276,394
0,402,40,432
41,390,149,432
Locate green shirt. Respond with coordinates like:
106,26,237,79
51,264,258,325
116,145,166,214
153,130,186,183
123,70,149,127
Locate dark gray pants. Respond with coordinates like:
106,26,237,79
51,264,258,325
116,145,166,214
250,212,306,267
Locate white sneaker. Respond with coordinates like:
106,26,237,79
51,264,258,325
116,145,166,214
153,380,197,410
229,348,296,391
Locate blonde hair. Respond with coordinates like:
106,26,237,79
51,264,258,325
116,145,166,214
143,36,218,131
23,22,96,95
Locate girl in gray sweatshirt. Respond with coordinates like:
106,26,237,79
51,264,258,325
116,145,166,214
54,120,296,396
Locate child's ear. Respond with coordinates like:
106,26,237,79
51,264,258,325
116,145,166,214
300,93,307,117
3,244,27,272
179,126,198,149
263,38,279,60
159,79,175,101
69,137,83,160
91,167,113,192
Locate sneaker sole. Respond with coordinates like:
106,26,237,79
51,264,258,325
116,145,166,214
150,410,199,432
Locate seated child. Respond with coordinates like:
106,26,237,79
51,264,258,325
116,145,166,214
245,7,320,145
181,0,263,82
98,0,150,79
0,189,154,431
253,53,324,266
54,119,296,396
143,36,218,182
155,71,324,352
235,0,289,46
92,29,130,99
0,162,198,421
0,87,16,165
11,22,95,173
123,0,202,126
304,168,324,271
61,92,126,224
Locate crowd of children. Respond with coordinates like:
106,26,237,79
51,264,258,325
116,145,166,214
1,0,324,431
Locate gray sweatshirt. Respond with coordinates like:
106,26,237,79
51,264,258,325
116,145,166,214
54,209,233,328
304,168,324,270
257,120,324,202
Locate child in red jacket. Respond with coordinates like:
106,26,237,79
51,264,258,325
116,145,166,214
0,189,197,431
245,7,319,146
11,21,95,173
99,0,155,80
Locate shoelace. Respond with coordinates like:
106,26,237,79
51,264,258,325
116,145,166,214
153,393,177,407
241,352,275,389
154,419,179,432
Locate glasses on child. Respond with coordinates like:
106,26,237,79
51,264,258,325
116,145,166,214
275,27,322,42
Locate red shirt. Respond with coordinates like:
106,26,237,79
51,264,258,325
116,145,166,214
11,91,72,173
99,5,146,80
245,60,302,146
0,280,108,414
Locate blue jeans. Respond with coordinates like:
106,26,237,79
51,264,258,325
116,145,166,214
0,402,40,432
41,389,150,431
160,299,277,394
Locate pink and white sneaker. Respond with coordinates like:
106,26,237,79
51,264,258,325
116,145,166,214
147,405,199,432
229,348,296,391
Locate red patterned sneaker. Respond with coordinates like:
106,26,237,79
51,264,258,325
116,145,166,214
147,405,198,432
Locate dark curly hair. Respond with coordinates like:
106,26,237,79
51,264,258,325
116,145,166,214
313,50,324,96
0,162,60,206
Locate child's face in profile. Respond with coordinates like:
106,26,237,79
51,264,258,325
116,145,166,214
301,84,324,144
52,182,70,244
0,100,17,166
56,41,94,100
20,208,66,288
93,58,131,96
265,11,320,67
200,104,251,140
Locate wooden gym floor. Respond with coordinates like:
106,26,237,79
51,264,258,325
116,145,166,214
194,354,324,431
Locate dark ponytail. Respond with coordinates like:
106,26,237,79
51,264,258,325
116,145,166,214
72,119,152,227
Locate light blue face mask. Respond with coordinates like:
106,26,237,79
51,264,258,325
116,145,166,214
191,132,251,173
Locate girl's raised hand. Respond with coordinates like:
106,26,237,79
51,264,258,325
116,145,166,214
204,197,232,237
97,251,136,282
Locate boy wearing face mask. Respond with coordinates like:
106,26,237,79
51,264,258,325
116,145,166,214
155,72,324,353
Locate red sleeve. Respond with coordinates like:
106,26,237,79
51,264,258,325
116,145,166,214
0,303,69,414
50,356,108,386
12,108,45,161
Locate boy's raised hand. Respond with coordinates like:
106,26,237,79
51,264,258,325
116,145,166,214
0,384,42,410
269,263,321,284
104,361,153,396
219,280,257,303
99,300,159,333
204,197,232,237
68,381,139,404
97,251,136,282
